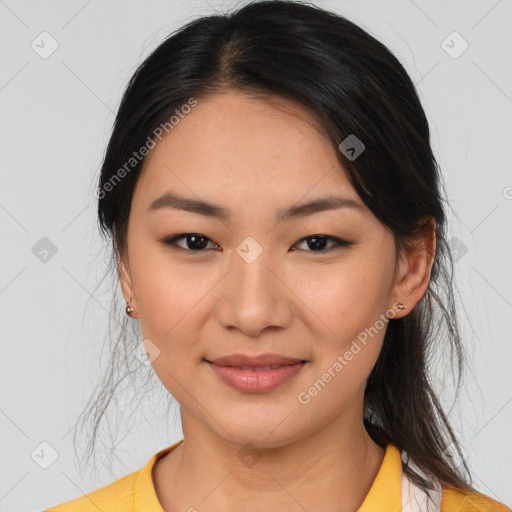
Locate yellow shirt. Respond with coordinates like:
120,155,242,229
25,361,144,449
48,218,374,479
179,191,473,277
43,439,511,512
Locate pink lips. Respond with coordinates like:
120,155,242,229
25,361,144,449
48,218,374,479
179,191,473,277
205,353,307,392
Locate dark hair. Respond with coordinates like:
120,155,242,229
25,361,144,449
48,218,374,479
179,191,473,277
75,0,475,495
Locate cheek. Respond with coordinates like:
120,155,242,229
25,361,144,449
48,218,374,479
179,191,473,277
291,256,393,389
130,252,216,399
129,235,217,335
294,258,393,338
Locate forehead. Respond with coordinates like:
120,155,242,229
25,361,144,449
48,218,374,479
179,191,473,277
134,91,362,215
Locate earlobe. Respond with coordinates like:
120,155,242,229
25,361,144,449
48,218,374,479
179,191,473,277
125,298,137,318
117,251,137,315
390,218,436,317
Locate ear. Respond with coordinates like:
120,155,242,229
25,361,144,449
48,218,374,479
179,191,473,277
116,247,139,319
390,217,436,319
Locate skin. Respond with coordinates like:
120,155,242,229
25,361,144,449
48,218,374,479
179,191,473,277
118,90,436,512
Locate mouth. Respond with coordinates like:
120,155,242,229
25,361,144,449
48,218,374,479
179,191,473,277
210,363,303,371
204,352,307,368
204,359,307,392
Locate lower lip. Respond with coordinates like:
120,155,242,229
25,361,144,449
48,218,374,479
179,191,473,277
206,361,307,392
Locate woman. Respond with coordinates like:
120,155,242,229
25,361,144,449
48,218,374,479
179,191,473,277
44,1,510,511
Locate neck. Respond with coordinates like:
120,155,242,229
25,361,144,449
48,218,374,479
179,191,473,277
153,399,386,512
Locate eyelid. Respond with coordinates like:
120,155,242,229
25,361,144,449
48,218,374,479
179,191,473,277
163,233,220,252
292,235,353,252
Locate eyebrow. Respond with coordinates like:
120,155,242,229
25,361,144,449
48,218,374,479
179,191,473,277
147,191,365,222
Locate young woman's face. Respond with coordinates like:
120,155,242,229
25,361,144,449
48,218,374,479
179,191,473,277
119,91,420,448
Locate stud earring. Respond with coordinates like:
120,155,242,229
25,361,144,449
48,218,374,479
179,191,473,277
125,298,136,317
396,303,406,311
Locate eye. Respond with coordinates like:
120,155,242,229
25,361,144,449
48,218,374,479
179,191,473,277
291,234,353,252
162,233,353,253
162,233,220,252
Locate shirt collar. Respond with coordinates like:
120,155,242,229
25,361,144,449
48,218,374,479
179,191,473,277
357,443,402,512
134,439,184,511
134,440,402,512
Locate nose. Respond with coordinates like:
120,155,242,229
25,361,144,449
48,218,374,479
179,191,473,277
214,246,294,337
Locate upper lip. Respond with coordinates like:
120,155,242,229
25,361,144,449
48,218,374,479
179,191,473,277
206,353,306,367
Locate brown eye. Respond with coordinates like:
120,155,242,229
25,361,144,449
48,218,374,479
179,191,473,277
292,235,353,252
163,233,219,252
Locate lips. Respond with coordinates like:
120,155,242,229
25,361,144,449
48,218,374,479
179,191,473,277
205,353,306,368
205,359,307,392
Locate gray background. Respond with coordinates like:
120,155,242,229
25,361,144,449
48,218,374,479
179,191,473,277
1,0,511,510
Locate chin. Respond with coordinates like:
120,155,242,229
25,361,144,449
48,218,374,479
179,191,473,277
216,419,307,452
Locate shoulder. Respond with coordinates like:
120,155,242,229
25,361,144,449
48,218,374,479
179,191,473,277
442,486,511,512
41,470,138,512
42,440,183,512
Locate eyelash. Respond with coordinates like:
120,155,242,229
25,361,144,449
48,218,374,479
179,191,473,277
161,233,353,254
